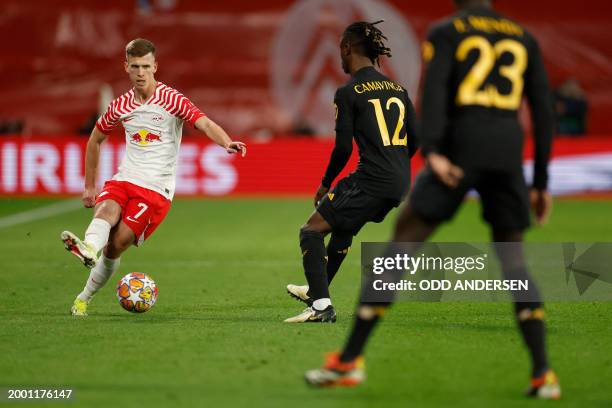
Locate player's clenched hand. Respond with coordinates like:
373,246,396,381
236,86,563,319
82,187,97,208
225,141,247,157
314,184,329,208
427,153,464,188
530,188,552,226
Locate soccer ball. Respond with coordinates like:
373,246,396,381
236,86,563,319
116,272,158,313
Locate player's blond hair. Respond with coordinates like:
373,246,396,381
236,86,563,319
125,38,156,60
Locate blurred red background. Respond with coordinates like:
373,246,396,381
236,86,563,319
1,0,611,136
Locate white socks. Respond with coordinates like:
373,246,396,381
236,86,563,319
77,255,120,302
313,298,332,311
84,218,111,253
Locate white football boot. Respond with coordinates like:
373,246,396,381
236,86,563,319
286,284,311,305
61,231,98,269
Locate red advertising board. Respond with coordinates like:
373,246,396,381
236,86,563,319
1,136,612,197
0,136,355,196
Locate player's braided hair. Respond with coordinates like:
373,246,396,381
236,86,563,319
343,20,392,65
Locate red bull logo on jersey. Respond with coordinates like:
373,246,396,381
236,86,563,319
130,129,162,145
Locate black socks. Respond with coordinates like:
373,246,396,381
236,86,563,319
515,303,549,377
300,229,329,300
326,233,353,284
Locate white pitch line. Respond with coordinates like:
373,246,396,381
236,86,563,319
0,199,83,229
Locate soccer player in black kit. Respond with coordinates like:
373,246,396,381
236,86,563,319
305,0,561,400
284,21,418,323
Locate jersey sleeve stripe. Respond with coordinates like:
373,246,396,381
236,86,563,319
149,84,206,125
164,90,175,110
95,121,112,135
117,96,129,115
176,99,190,118
168,92,181,115
96,90,137,134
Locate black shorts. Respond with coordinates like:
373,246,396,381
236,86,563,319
317,176,399,236
410,167,530,232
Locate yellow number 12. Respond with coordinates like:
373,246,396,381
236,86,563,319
368,97,407,146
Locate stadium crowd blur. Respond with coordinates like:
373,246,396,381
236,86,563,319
554,79,588,136
1,0,610,138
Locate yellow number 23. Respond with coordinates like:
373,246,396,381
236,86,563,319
456,36,527,110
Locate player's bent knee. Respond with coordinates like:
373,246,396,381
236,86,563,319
105,238,131,258
299,223,312,233
94,200,121,226
299,227,325,248
301,211,332,234
299,226,323,239
105,225,136,257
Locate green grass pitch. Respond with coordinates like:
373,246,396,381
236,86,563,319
0,198,610,407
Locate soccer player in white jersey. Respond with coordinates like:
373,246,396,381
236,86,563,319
61,38,246,316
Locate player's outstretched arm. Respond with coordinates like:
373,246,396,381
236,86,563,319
83,127,108,208
525,38,554,225
195,117,246,157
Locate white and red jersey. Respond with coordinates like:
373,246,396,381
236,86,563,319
96,82,205,200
